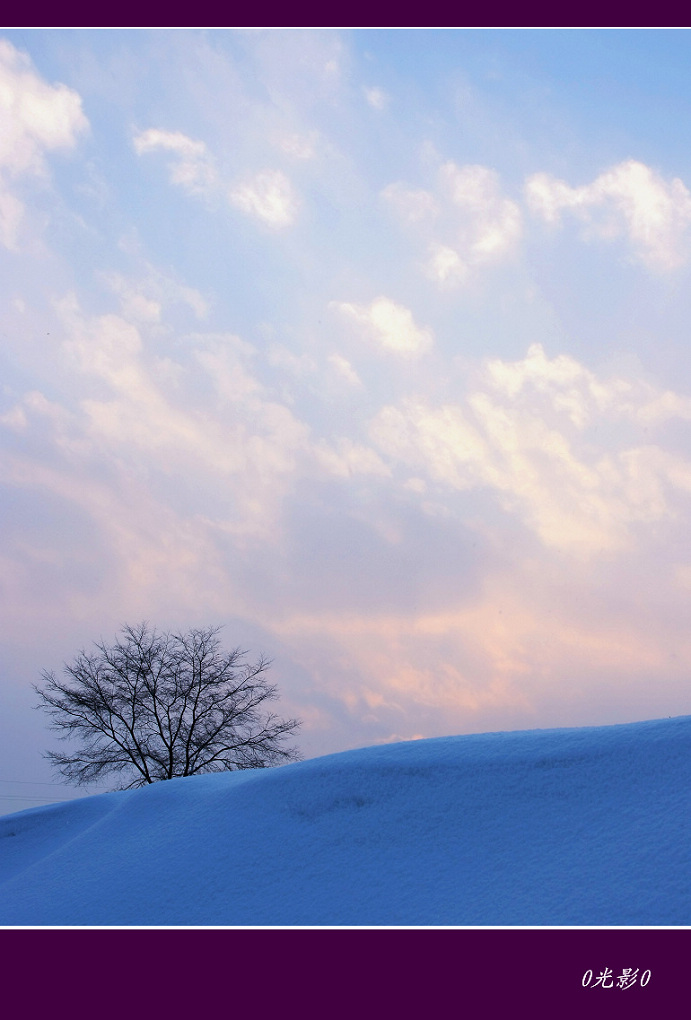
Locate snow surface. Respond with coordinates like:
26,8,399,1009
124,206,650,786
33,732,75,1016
1,716,689,926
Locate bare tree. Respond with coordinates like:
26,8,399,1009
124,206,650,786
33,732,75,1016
35,623,301,790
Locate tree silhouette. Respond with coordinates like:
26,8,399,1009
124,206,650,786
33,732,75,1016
35,623,301,789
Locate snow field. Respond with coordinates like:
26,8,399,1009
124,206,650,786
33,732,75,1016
0,715,689,925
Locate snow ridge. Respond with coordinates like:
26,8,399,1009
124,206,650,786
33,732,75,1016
1,716,689,926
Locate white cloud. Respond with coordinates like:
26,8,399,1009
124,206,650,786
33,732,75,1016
104,273,161,324
46,297,318,542
134,126,300,229
44,293,406,549
0,39,88,248
485,342,691,428
0,39,88,176
0,187,23,249
384,161,522,288
364,86,389,110
102,265,209,324
51,289,401,515
328,353,362,387
229,169,299,228
427,243,468,286
313,437,390,479
132,128,217,195
526,160,691,271
178,285,209,320
278,131,319,160
268,344,317,379
332,296,433,358
434,162,522,271
369,343,691,555
380,182,439,224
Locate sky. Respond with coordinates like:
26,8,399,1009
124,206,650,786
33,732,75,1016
2,715,689,924
3,28,691,813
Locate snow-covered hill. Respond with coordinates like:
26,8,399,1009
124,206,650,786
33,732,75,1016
1,716,689,926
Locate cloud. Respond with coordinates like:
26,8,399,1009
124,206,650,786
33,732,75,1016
269,507,691,736
369,343,691,555
383,161,522,287
312,437,390,479
0,39,88,175
381,182,439,224
526,159,691,271
485,341,691,428
0,38,88,247
134,128,299,228
8,28,691,760
439,162,522,259
332,296,433,358
0,187,23,249
364,86,389,110
25,289,395,559
132,128,217,195
41,295,312,542
228,169,299,228
272,603,532,722
103,274,161,324
328,353,362,387
102,263,209,324
277,131,319,160
426,243,468,286
5,303,691,750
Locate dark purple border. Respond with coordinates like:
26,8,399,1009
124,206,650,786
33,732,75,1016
1,2,682,29
1,9,686,1017
0,928,687,1013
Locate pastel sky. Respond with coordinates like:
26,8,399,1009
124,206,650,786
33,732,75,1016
3,28,691,811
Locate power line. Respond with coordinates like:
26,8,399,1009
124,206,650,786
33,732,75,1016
0,793,79,803
0,778,70,787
